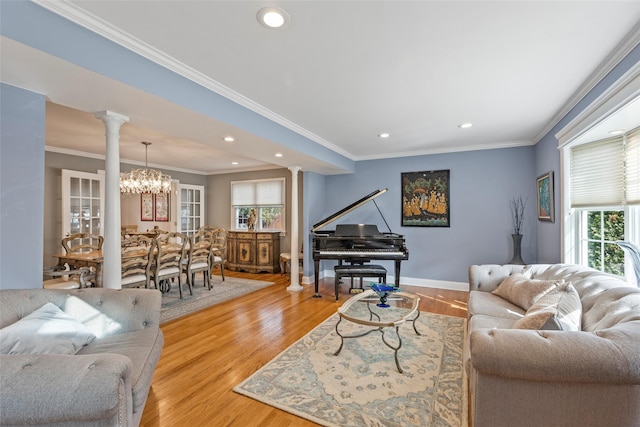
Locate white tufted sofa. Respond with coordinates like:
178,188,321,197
0,288,164,426
467,263,640,427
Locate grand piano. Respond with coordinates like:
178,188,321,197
311,188,409,296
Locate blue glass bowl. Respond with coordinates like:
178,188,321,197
370,283,400,307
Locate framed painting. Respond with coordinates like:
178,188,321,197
536,171,554,222
401,169,450,227
141,193,154,221
154,192,170,222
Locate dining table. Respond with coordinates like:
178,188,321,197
53,248,152,288
53,250,104,287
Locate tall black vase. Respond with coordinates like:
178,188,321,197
508,234,525,265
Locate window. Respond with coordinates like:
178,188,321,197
231,178,285,231
575,209,626,275
178,184,205,235
566,127,640,281
62,169,104,237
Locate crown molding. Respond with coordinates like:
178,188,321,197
34,1,637,162
534,20,640,144
33,0,342,155
555,60,640,148
45,145,208,175
353,139,535,161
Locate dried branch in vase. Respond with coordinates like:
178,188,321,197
510,196,527,235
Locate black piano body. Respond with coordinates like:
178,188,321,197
311,189,409,296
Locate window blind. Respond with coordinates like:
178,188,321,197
231,179,284,206
571,137,624,207
231,182,255,206
626,127,640,205
570,126,640,208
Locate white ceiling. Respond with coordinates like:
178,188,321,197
3,1,640,175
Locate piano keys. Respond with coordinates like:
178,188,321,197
311,189,409,297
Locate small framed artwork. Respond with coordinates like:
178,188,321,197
401,169,450,227
141,193,154,221
536,171,554,222
154,192,170,222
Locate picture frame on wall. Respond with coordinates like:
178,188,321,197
536,171,554,222
154,192,170,222
401,169,450,227
141,193,153,221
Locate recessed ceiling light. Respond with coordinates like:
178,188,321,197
231,161,239,165
609,129,625,136
378,133,390,138
257,7,289,29
275,153,283,158
223,136,235,142
459,123,473,129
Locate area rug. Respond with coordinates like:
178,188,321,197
233,307,467,427
160,275,273,323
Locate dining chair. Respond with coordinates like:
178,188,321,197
121,224,138,233
183,230,213,290
43,266,92,289
62,232,104,253
280,242,303,280
147,227,169,237
60,232,104,285
122,234,152,248
199,225,220,235
121,235,154,289
149,232,189,298
210,228,228,281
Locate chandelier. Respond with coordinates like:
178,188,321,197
120,141,172,195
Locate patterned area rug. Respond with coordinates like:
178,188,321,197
234,307,467,427
160,275,273,323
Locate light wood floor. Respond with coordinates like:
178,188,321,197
140,271,469,427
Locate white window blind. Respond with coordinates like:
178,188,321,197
231,182,256,206
570,127,640,208
231,179,284,206
626,128,640,205
571,137,623,207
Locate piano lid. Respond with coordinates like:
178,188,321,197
311,188,388,233
334,224,381,237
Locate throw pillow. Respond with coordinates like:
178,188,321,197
513,283,582,331
492,274,564,310
0,302,96,355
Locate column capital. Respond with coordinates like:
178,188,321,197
288,166,302,175
95,110,129,127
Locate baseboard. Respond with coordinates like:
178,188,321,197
402,277,468,292
309,270,468,292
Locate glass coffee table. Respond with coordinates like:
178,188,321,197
334,288,421,373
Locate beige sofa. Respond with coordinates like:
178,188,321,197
0,288,164,426
467,264,640,427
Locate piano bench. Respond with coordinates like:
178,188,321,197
334,264,387,301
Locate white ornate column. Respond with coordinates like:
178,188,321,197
96,111,129,289
286,166,303,292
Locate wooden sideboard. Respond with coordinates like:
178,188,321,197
227,231,281,273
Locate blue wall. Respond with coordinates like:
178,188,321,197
534,42,640,263
0,84,46,289
311,146,536,284
2,1,638,290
